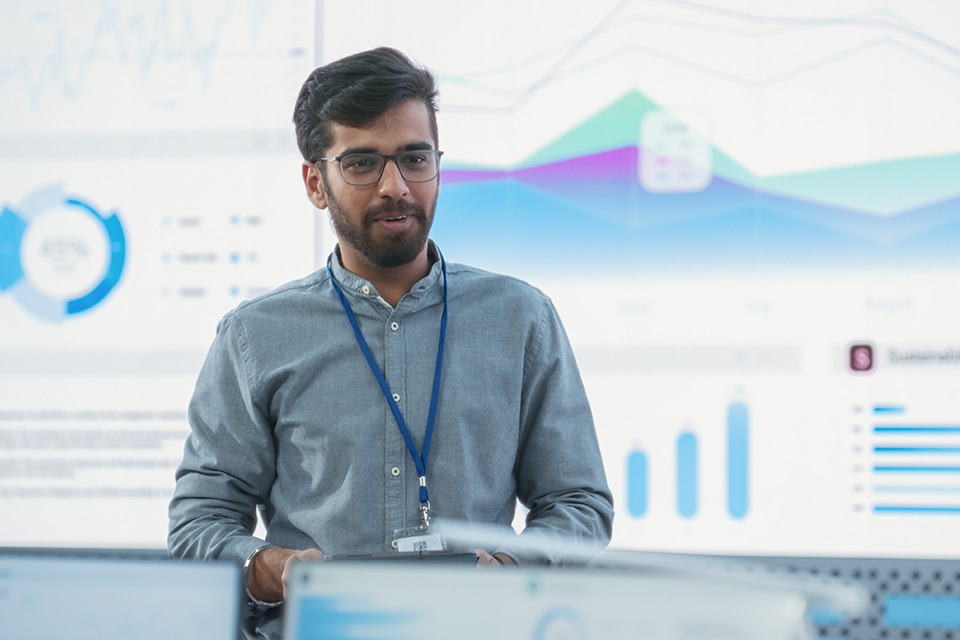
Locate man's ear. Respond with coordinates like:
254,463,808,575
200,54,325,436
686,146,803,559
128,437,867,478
302,162,328,210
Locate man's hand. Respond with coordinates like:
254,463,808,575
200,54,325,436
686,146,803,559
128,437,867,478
475,549,516,566
248,547,325,603
281,548,324,598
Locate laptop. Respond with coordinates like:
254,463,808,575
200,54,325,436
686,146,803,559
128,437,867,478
0,549,241,640
282,560,815,640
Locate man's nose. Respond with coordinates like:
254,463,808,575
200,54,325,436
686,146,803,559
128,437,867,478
378,158,410,199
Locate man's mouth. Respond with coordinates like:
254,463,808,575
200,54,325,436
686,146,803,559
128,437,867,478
364,202,423,228
373,214,417,231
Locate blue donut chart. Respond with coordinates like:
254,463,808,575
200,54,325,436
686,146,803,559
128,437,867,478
0,185,126,321
63,198,126,315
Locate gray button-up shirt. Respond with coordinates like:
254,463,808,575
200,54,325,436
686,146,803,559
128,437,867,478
168,243,613,634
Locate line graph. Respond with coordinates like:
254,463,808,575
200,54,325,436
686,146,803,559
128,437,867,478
431,2,960,112
0,0,314,135
6,1,272,104
442,37,960,111
649,0,960,58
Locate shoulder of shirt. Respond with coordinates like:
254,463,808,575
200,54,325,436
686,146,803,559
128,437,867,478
443,261,558,329
445,261,552,303
219,268,329,324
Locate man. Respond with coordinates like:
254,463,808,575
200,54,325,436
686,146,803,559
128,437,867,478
168,47,613,639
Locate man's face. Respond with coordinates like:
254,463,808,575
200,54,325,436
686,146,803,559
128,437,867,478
303,99,439,270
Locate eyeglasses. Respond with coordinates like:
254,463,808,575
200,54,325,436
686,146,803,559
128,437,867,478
317,149,444,186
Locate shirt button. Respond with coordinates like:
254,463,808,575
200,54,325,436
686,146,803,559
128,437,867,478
362,285,370,294
390,321,399,331
391,539,398,549
392,393,400,403
390,466,400,477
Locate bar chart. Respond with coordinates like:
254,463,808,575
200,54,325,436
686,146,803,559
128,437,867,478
627,401,750,521
869,404,960,515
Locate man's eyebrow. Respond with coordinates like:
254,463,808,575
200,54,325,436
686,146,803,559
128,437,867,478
403,142,434,151
335,146,379,157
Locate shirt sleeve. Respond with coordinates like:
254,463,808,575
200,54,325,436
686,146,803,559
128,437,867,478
167,312,277,566
499,296,615,565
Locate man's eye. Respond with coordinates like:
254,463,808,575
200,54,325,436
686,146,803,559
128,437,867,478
401,153,428,167
343,156,378,171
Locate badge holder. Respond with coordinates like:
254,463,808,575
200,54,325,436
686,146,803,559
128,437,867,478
393,503,445,552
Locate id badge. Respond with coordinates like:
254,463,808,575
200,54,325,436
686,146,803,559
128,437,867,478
393,527,445,553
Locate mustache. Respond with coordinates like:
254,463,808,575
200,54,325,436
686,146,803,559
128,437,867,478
362,200,425,225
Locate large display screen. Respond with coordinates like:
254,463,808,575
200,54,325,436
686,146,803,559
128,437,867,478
3,1,959,557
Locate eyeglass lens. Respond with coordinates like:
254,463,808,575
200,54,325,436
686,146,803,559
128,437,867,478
339,151,440,185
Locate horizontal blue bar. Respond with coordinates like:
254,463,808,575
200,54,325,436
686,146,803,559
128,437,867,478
875,466,960,472
875,486,960,493
875,506,960,514
885,595,960,628
875,447,960,453
874,406,906,414
875,427,960,433
808,608,845,626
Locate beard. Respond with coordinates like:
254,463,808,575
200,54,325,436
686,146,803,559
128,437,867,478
326,190,436,269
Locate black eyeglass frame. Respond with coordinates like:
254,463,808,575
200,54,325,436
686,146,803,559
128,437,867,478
316,150,444,186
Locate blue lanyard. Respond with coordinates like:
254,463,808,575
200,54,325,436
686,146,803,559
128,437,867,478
326,257,448,529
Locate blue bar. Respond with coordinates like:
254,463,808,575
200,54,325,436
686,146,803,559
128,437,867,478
875,506,960,514
874,406,906,414
808,607,846,625
727,402,749,519
874,486,960,493
885,596,960,627
875,427,960,433
627,451,648,518
677,432,698,518
875,447,960,453
875,466,960,472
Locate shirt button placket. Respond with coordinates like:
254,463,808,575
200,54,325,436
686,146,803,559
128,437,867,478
383,313,406,544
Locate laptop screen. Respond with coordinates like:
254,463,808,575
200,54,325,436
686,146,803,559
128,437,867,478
0,551,241,640
282,561,812,640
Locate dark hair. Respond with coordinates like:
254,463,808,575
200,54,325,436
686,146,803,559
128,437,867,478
293,47,439,162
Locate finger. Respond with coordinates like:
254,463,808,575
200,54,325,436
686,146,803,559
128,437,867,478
474,549,500,566
298,548,325,562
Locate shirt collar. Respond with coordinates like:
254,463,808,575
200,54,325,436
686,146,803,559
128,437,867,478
327,240,445,306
